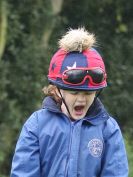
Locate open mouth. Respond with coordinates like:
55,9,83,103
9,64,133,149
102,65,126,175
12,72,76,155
74,105,85,116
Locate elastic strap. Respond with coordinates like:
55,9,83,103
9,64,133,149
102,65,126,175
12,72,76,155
57,88,72,118
94,89,103,101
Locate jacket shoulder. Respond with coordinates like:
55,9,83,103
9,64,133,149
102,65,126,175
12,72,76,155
103,116,123,139
106,117,120,129
22,109,50,135
25,108,50,124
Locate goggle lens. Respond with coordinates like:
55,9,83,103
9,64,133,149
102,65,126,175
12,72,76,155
62,68,106,85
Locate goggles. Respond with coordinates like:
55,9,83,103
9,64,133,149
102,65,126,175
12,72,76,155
60,67,106,86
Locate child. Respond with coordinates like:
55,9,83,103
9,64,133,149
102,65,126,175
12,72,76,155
10,28,128,177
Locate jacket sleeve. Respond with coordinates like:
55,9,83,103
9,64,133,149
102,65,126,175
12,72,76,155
100,117,129,177
10,112,41,177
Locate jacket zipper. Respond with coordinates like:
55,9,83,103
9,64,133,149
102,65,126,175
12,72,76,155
64,122,74,177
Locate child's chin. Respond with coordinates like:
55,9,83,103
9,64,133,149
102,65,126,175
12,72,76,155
72,113,85,120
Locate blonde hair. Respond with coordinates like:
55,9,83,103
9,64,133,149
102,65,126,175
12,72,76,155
58,27,96,52
42,85,62,104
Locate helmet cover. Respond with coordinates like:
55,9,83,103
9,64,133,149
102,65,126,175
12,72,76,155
48,28,107,91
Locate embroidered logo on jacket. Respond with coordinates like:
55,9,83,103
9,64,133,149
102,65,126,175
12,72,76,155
88,139,103,157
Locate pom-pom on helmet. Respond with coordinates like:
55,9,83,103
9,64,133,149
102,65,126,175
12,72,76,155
48,28,107,91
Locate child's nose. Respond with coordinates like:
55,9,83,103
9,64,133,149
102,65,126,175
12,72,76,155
77,94,86,102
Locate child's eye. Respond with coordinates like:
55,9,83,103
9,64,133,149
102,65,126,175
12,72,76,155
68,90,96,95
69,91,78,95
85,91,95,95
87,91,96,95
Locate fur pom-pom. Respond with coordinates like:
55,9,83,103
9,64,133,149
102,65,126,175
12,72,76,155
58,27,96,52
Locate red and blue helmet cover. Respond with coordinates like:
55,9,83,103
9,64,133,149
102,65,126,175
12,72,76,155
48,48,107,91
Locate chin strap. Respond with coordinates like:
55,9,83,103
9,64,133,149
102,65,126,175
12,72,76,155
96,89,103,97
57,88,72,119
94,89,103,102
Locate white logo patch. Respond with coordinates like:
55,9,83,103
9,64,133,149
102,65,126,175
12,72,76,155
88,139,103,157
67,62,77,70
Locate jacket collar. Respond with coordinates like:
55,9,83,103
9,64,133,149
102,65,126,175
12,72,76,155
42,96,109,125
42,96,62,113
84,98,109,125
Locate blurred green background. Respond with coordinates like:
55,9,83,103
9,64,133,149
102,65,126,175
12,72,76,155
0,0,133,176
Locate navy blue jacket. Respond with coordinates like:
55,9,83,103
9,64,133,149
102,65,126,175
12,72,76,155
10,97,128,177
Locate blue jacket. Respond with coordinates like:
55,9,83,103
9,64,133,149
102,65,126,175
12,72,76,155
10,97,128,177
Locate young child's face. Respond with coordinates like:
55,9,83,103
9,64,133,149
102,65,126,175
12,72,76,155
59,89,96,120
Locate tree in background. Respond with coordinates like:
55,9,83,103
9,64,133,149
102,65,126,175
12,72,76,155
0,0,133,176
0,0,7,60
